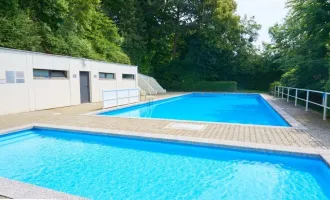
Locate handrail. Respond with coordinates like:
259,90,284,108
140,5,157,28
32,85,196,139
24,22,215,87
139,75,157,95
149,77,166,93
103,88,139,109
138,73,166,94
274,86,329,120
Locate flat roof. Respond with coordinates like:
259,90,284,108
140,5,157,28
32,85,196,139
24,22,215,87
0,47,138,68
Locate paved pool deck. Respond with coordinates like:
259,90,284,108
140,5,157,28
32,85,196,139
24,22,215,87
0,92,329,149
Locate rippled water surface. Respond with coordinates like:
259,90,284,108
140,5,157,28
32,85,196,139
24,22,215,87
100,93,290,127
0,128,329,199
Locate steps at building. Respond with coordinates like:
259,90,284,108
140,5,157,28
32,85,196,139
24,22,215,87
138,74,166,95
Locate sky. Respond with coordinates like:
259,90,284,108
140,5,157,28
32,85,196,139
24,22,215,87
235,0,288,46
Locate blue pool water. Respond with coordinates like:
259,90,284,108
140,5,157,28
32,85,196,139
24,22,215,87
0,128,330,199
100,93,289,127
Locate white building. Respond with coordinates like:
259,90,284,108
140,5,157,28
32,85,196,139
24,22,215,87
0,47,138,115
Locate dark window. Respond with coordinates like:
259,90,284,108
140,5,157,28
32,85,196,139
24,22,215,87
99,73,106,79
122,74,135,80
99,72,115,80
33,69,67,79
51,70,67,78
106,73,115,79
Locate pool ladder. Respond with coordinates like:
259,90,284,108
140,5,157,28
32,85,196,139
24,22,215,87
142,89,154,105
148,98,154,106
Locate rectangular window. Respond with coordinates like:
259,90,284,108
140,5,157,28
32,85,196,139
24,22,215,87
122,74,135,80
99,73,106,79
99,72,115,80
33,69,67,79
33,69,50,78
50,70,67,78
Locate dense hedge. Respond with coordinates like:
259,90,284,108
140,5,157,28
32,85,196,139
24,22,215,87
175,81,237,92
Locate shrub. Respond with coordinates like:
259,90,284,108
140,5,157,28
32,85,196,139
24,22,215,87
269,81,281,93
280,68,298,87
182,81,237,92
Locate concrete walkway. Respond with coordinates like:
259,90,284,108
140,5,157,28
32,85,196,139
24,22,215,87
0,93,329,149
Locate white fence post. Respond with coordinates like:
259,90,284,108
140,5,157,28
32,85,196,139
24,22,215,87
287,88,290,102
323,93,328,120
305,90,309,111
278,86,280,98
128,89,131,103
282,87,284,99
274,86,276,97
116,90,119,106
295,89,298,106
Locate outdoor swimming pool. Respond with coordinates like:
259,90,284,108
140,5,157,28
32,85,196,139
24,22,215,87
100,93,290,127
0,128,329,199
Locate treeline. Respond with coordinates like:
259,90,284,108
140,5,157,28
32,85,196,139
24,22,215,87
1,0,329,92
267,0,329,92
0,0,275,90
102,0,275,90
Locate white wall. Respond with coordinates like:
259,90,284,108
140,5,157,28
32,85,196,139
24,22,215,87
89,61,138,102
0,49,31,114
118,65,138,89
0,48,138,115
33,80,71,110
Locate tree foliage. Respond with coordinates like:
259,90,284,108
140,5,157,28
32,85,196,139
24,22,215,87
102,0,266,89
1,0,327,92
267,0,330,91
0,0,130,64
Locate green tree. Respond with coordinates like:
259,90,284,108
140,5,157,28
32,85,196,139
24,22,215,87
0,0,130,63
0,12,41,50
268,0,330,90
103,0,148,70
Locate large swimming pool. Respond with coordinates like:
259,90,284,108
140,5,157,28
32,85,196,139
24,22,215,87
100,93,289,127
1,128,329,199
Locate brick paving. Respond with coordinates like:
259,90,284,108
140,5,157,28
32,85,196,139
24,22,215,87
0,93,329,149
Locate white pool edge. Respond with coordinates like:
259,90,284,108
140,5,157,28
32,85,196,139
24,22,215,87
0,123,329,199
0,176,86,199
260,94,306,129
83,93,192,116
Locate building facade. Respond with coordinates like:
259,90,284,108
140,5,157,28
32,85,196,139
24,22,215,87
0,48,138,115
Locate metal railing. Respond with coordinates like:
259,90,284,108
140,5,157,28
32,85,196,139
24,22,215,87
274,86,329,120
140,88,154,102
103,89,139,109
138,75,158,95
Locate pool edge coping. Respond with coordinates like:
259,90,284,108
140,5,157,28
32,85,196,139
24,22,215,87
260,94,306,130
87,92,306,130
82,92,192,116
0,176,86,200
0,123,329,199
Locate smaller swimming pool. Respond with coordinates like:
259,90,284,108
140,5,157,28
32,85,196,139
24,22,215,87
0,128,329,199
99,93,290,127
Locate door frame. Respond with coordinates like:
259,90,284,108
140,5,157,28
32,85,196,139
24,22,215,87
79,71,91,103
